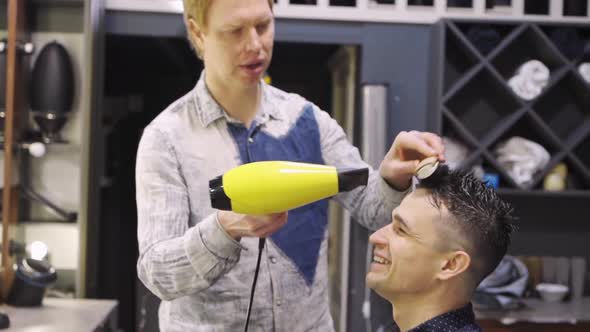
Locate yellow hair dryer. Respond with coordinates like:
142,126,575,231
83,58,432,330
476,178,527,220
209,161,368,215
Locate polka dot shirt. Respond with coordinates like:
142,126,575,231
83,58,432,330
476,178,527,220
392,303,483,332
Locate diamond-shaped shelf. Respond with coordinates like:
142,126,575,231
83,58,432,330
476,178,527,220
491,25,567,81
441,110,482,170
539,26,590,61
453,22,517,57
437,19,590,196
445,69,521,141
443,24,480,93
532,72,590,142
573,133,590,174
487,113,562,189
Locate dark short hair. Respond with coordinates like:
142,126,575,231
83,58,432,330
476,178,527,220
418,165,517,283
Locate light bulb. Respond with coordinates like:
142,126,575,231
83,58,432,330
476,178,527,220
29,241,48,260
28,142,46,157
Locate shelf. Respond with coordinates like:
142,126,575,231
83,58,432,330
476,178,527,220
443,25,480,93
488,113,562,189
565,154,590,189
532,72,590,142
441,110,483,170
447,0,472,8
442,108,480,148
329,0,355,6
573,133,590,173
577,52,590,66
524,0,549,15
563,1,590,17
539,25,590,61
574,53,590,89
453,22,517,57
408,0,433,6
497,188,590,198
528,155,590,191
475,297,590,324
490,113,562,156
491,25,567,81
438,19,590,196
527,150,569,190
479,153,519,189
445,69,521,140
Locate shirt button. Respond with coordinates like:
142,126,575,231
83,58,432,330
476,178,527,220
276,300,282,307
270,257,277,264
248,137,254,143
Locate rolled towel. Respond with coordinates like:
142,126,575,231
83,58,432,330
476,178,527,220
508,74,544,100
517,59,550,84
508,75,534,100
508,60,550,100
579,63,590,84
494,136,550,186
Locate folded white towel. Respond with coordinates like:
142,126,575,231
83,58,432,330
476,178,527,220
508,60,550,100
579,63,590,84
494,136,550,186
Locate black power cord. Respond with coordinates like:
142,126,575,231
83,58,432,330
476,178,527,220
243,237,266,332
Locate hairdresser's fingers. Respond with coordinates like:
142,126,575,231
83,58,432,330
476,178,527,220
248,212,288,235
379,159,419,191
251,213,288,237
397,160,421,175
257,219,288,238
410,131,445,161
395,132,438,161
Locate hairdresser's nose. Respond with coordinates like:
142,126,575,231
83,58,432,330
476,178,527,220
245,27,262,54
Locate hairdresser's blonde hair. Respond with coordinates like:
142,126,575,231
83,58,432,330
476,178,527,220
183,0,274,58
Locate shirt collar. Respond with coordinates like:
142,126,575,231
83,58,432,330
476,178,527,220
193,70,283,127
407,303,477,332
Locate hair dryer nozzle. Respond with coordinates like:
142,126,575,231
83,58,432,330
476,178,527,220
337,167,369,192
209,175,232,211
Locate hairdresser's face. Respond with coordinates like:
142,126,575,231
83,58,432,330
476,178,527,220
193,0,274,90
366,189,449,300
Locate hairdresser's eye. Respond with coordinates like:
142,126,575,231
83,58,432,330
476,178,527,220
256,21,270,34
225,27,242,36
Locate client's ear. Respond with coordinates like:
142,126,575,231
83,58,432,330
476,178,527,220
437,251,470,281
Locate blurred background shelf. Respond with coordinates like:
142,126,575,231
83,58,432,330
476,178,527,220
433,19,590,194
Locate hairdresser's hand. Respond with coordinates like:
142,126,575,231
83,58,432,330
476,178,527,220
217,211,288,241
380,130,445,191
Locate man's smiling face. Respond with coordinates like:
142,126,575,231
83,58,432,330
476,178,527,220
366,189,452,299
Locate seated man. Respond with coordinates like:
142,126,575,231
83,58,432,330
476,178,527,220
366,166,516,332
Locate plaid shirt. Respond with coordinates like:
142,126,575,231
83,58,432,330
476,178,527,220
136,71,406,332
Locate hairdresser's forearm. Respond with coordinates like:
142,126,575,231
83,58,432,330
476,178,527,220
137,213,243,301
336,170,408,231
